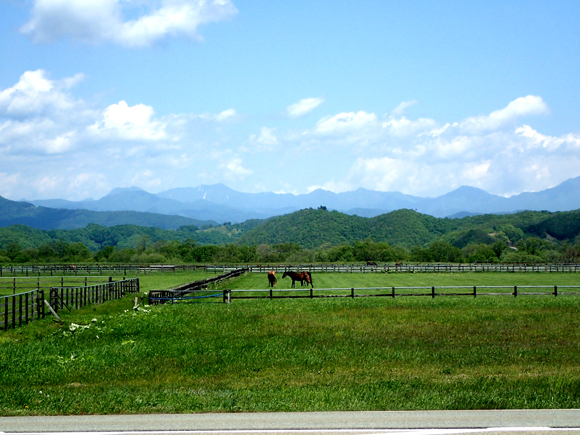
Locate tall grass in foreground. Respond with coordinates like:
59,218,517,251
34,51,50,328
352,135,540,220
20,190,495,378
1,274,580,415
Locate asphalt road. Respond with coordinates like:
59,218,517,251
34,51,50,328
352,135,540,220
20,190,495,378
1,410,580,434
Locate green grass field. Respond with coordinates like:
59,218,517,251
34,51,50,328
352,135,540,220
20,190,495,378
211,271,580,298
1,271,579,415
0,270,218,297
218,271,580,289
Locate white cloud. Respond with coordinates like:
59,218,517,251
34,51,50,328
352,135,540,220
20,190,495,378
0,70,85,117
516,125,580,151
0,172,22,198
222,158,252,179
246,127,279,152
459,95,548,133
383,116,437,138
89,100,167,141
21,0,238,48
1,72,578,201
315,111,379,135
0,70,99,156
215,108,237,121
198,108,238,122
391,100,418,116
286,97,324,118
0,70,249,199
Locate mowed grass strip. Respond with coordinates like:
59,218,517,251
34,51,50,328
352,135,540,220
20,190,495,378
215,271,580,296
1,272,580,415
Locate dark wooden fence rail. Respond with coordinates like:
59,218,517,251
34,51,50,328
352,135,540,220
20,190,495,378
0,264,203,277
0,276,118,296
208,263,580,274
223,284,580,302
2,263,580,277
149,268,248,305
0,289,45,331
49,277,140,313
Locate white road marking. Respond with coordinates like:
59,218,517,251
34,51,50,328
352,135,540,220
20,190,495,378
4,428,580,435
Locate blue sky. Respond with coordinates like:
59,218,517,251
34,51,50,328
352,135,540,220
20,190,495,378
1,0,579,201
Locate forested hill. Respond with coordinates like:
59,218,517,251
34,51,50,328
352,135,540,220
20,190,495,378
1,207,579,253
0,195,213,230
236,208,576,249
235,208,455,248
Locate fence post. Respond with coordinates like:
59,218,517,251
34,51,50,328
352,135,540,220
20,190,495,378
473,286,476,298
392,286,395,298
554,285,558,297
351,288,355,299
513,285,517,297
432,286,435,298
40,290,45,319
5,297,8,330
18,294,22,327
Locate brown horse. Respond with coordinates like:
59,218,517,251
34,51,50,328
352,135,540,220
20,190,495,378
267,271,277,288
301,271,313,288
283,271,313,288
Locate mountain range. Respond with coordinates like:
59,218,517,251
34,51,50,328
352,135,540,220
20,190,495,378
24,175,580,225
0,195,214,230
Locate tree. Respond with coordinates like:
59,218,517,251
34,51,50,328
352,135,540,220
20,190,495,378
65,242,92,262
463,243,498,263
496,224,524,244
6,241,22,261
516,237,549,256
424,241,464,263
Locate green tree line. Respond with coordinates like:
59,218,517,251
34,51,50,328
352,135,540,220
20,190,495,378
1,208,580,264
1,236,579,265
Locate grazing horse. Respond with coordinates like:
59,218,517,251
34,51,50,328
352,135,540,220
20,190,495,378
282,271,313,288
301,271,313,288
267,271,277,288
366,261,377,266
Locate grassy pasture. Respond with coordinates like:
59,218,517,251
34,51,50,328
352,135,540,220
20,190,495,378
213,270,580,297
1,271,579,415
0,270,217,297
219,270,580,288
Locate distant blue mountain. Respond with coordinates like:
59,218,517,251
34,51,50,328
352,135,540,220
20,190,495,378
0,195,215,230
26,175,580,224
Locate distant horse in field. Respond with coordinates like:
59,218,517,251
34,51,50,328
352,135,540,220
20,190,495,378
366,261,377,266
267,271,277,288
283,271,313,288
300,271,313,288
